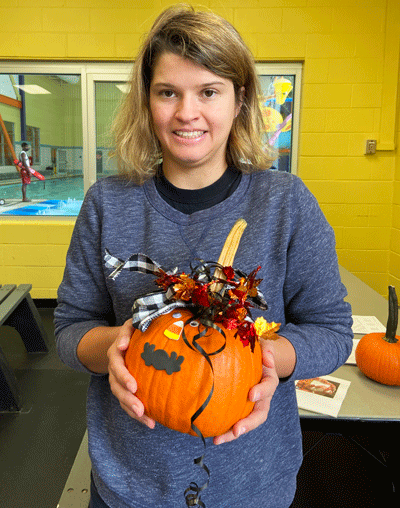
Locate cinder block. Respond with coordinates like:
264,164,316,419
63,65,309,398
67,33,116,59
18,33,67,58
325,109,375,133
257,33,306,59
351,84,383,108
302,83,352,108
282,8,332,34
301,133,349,156
42,8,90,33
234,8,283,34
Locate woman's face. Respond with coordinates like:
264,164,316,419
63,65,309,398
149,52,242,188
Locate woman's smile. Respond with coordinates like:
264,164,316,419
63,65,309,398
173,130,206,140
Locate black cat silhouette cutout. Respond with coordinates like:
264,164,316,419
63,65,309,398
141,342,184,375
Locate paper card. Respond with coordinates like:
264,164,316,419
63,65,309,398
351,315,386,335
295,375,351,418
346,338,360,365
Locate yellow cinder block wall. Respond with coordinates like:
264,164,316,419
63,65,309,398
0,0,399,298
391,84,400,289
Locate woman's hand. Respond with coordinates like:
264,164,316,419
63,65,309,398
213,339,279,445
107,319,156,429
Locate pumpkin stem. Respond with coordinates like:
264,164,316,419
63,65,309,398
385,286,398,343
211,218,247,293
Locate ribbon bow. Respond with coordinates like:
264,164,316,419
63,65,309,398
105,249,268,333
104,249,188,331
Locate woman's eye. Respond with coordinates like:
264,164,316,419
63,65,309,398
203,89,217,98
160,90,175,98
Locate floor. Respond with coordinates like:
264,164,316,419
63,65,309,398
291,432,397,507
0,303,89,508
0,303,397,508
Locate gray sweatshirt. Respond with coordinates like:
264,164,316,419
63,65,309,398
54,169,353,508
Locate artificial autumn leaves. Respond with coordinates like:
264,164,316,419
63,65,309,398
154,263,279,351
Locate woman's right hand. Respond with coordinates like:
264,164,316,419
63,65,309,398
107,319,156,429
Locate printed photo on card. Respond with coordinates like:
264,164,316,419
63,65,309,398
295,375,351,418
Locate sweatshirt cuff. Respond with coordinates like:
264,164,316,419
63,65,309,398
56,320,110,375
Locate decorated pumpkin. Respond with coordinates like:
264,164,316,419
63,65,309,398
125,308,263,437
355,286,400,386
110,219,281,438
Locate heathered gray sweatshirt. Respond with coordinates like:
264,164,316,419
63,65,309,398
54,169,353,508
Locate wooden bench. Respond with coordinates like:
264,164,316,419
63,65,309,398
0,284,49,412
57,431,91,508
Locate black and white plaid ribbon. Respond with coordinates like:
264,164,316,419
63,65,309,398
131,292,191,331
104,249,186,331
104,249,176,280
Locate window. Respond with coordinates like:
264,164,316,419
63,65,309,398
0,68,84,214
0,62,302,216
256,64,301,174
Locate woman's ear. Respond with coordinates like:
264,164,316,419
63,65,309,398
235,86,245,117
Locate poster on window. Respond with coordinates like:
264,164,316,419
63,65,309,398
258,75,295,173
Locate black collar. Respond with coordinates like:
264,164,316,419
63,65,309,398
155,166,242,215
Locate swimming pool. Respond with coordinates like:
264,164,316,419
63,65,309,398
0,175,84,200
0,176,84,216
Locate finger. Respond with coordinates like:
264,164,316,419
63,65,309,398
109,355,136,391
248,366,278,404
108,337,134,380
262,350,275,369
109,371,155,428
116,335,131,350
120,393,156,429
117,321,134,350
236,397,272,432
248,379,278,405
215,371,278,446
120,401,156,429
213,429,236,445
109,363,138,396
213,400,267,445
214,395,273,446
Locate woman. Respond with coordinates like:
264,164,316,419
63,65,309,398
54,5,353,508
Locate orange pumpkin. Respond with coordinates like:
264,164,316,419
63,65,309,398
125,308,263,437
355,286,400,386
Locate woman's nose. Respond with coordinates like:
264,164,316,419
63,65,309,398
175,95,199,122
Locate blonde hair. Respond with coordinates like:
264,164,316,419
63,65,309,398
112,4,275,184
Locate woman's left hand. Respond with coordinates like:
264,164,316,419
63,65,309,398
213,339,279,445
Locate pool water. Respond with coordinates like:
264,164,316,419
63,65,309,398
0,176,84,216
0,176,84,200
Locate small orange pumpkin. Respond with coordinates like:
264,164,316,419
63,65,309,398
355,286,400,386
125,308,263,437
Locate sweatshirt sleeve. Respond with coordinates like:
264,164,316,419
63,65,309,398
278,177,353,381
54,183,114,373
